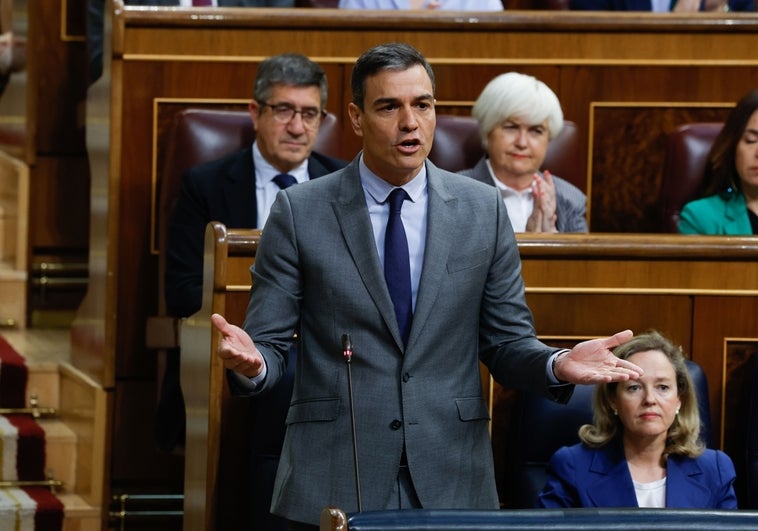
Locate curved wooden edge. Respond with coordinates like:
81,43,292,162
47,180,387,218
207,221,228,294
181,221,232,531
181,222,261,531
320,506,348,531
515,233,758,258
225,228,262,257
118,6,758,33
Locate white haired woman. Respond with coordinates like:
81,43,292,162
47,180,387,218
459,72,587,233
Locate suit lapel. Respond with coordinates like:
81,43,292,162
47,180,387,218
222,148,257,227
333,161,401,347
406,162,457,350
585,444,639,507
666,456,710,507
723,193,751,234
470,158,492,186
307,154,331,179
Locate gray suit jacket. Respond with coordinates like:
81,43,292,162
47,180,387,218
459,157,588,233
239,157,571,524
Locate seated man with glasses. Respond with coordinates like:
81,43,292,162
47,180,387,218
161,52,347,530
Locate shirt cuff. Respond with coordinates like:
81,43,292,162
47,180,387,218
226,355,268,394
546,349,570,385
249,357,268,388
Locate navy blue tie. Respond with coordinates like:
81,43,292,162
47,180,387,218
273,173,297,189
384,188,412,346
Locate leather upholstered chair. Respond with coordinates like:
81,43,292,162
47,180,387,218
427,114,484,174
659,122,722,233
503,359,713,508
158,108,341,254
150,108,341,341
428,115,583,191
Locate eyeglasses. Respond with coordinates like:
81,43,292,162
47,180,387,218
259,102,325,129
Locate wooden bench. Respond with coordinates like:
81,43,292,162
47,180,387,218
181,222,260,531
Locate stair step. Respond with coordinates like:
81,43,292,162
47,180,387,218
27,361,60,410
0,330,105,531
36,418,76,491
2,327,70,410
59,493,101,531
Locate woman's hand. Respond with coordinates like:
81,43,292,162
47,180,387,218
526,170,558,233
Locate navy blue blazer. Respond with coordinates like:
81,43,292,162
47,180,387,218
537,441,738,509
164,146,346,317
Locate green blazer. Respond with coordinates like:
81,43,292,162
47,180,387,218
679,192,753,235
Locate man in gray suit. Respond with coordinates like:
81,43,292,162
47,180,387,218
212,42,643,529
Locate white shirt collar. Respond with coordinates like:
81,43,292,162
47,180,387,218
358,154,427,205
252,141,309,188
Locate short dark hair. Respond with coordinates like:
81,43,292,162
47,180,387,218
702,88,758,198
254,53,328,109
350,43,436,110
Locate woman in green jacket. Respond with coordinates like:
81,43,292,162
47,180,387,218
679,88,758,235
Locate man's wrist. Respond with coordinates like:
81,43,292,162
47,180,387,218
552,349,569,382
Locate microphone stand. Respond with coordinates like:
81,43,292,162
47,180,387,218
342,333,362,512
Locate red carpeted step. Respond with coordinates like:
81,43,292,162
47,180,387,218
0,335,64,531
1,414,46,481
0,334,27,408
0,487,64,531
27,487,65,531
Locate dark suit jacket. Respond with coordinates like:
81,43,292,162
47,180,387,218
165,146,345,317
459,157,588,233
233,157,572,524
537,441,738,509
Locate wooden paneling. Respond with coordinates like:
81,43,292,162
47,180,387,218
28,156,89,249
26,0,90,320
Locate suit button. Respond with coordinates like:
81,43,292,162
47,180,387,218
390,419,402,430
402,372,411,382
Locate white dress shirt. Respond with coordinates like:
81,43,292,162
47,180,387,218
253,141,309,227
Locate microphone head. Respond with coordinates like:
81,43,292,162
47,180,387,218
342,333,353,360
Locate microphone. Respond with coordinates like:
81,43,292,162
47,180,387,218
342,333,362,512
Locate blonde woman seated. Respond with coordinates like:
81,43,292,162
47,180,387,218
459,72,587,233
537,331,737,509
